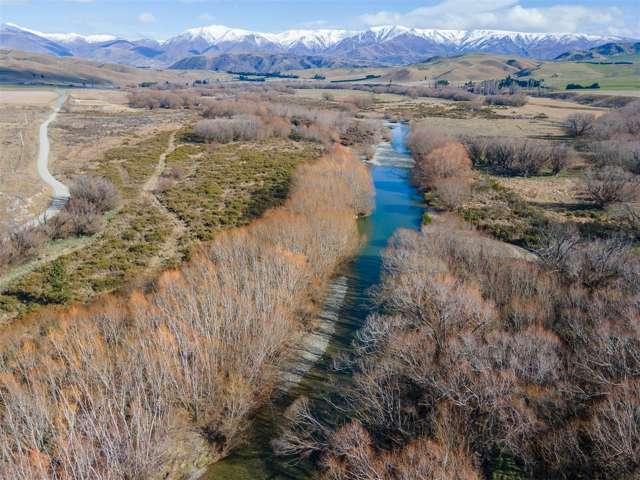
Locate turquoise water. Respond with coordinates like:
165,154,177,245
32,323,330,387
203,124,424,479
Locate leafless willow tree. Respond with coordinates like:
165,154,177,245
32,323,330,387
563,113,596,137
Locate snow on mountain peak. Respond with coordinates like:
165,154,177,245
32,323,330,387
2,21,630,66
273,29,352,49
4,23,116,43
173,25,256,44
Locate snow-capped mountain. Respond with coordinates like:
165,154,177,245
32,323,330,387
9,23,117,44
0,22,633,69
0,23,74,57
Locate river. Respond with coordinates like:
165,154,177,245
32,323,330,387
202,123,424,479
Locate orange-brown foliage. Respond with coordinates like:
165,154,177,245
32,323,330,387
0,146,373,479
408,126,474,208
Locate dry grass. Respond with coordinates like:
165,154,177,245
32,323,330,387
0,49,231,87
377,95,605,137
48,89,194,182
496,175,583,206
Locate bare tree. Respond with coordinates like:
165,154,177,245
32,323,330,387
535,222,581,274
563,113,596,137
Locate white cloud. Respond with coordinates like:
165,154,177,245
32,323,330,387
137,12,156,24
358,1,637,37
197,13,215,22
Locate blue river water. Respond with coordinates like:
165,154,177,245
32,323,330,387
203,123,424,479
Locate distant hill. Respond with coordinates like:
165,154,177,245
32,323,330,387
0,49,229,87
555,42,640,62
380,54,541,83
170,53,381,73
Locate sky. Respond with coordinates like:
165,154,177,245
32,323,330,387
1,0,639,39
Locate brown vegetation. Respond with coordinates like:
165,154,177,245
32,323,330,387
278,216,640,479
484,93,528,107
291,82,478,102
0,145,373,479
0,226,46,269
193,115,269,143
408,123,474,208
193,93,382,149
128,89,203,110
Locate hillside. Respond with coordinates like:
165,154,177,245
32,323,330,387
379,54,541,83
555,42,640,62
352,52,640,91
169,52,382,72
0,49,229,87
518,59,640,90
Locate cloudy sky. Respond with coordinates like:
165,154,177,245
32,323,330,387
2,0,639,39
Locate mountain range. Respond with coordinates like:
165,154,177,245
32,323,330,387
0,22,634,71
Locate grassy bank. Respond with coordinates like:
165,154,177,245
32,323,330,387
0,131,321,323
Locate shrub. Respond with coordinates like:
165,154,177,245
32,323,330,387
0,226,46,268
407,123,450,160
484,94,528,107
434,178,471,209
70,175,119,213
415,141,472,188
587,381,640,477
535,223,581,275
193,116,265,143
346,94,375,109
584,166,640,207
202,99,246,118
56,198,103,237
409,123,474,209
460,136,487,166
483,138,552,176
591,140,640,174
340,120,383,147
128,89,201,109
568,237,636,289
592,100,640,139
